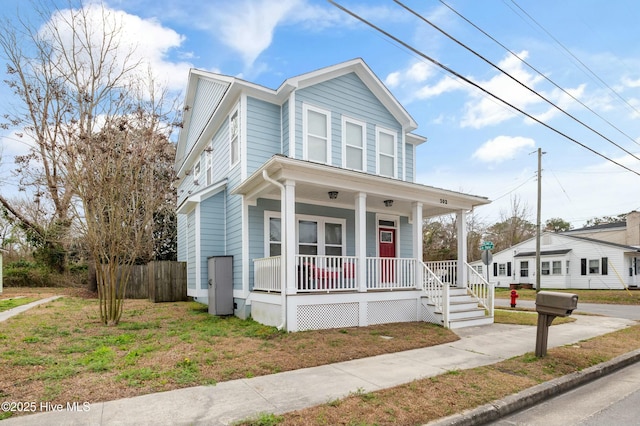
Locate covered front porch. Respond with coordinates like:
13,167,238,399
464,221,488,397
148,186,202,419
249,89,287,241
233,156,493,331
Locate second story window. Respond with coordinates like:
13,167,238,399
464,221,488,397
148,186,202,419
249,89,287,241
343,117,365,171
376,127,396,178
304,104,330,164
230,109,239,167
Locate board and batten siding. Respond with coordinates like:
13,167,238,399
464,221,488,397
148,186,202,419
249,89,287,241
183,78,229,168
295,73,402,177
246,96,281,174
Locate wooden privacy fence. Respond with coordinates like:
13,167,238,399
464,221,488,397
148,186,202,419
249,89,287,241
120,261,187,302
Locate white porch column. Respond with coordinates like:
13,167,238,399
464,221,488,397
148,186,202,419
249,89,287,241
413,202,423,289
284,180,297,295
456,210,468,289
355,192,367,292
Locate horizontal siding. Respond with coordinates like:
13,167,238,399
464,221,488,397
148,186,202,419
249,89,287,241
405,143,414,182
282,100,289,156
187,211,196,290
200,192,226,290
296,72,403,177
475,233,630,289
247,97,281,174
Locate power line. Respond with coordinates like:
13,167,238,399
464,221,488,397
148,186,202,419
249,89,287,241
506,0,640,119
393,0,640,163
439,0,640,151
327,0,640,177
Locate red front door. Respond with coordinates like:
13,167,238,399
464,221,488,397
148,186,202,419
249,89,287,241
379,228,396,283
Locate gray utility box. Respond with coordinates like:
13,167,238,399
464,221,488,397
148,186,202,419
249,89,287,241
535,291,578,317
207,256,234,316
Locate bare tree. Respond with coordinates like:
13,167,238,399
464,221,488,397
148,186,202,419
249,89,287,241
0,1,143,270
68,87,177,325
486,196,535,252
422,212,487,262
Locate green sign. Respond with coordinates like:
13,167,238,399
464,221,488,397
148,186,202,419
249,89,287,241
480,241,494,250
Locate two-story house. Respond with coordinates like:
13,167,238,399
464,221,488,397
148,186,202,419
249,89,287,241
175,59,493,331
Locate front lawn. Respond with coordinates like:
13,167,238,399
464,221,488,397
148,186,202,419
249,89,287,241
0,290,457,420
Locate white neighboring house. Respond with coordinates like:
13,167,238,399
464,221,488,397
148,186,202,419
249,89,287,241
470,231,640,290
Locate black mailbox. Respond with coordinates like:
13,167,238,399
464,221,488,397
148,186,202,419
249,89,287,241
535,291,578,317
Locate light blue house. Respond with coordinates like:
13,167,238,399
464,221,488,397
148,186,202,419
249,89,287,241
175,59,494,331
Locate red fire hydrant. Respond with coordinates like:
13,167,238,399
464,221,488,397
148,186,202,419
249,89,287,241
510,290,519,308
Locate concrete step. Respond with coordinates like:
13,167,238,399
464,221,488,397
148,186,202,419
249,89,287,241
449,308,487,320
448,315,494,329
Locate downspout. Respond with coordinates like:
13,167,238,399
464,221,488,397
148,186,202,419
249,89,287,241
262,170,287,330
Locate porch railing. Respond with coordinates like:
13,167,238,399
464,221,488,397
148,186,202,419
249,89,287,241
253,255,420,293
466,262,494,316
254,256,282,292
296,255,358,292
423,260,457,286
366,257,416,290
421,262,449,326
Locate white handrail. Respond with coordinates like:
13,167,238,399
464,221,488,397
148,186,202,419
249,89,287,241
466,262,494,317
421,262,449,327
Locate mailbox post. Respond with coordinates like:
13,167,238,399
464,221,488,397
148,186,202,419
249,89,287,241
535,291,578,357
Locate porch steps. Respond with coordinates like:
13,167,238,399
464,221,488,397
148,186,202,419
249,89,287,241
422,288,493,329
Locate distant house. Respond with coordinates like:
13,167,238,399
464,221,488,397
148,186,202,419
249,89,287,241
174,59,494,331
470,222,640,290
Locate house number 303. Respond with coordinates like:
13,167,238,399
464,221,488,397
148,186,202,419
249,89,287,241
439,199,448,204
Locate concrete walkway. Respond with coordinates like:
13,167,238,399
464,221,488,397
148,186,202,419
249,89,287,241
1,311,635,426
0,296,62,322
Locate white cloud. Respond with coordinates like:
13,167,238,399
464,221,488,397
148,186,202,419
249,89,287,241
43,3,192,93
194,0,301,68
472,135,535,163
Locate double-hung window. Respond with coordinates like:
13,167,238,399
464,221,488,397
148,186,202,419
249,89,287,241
552,261,562,275
304,105,330,164
343,116,365,171
376,127,396,177
520,261,529,277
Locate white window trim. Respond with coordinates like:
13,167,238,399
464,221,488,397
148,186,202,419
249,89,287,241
229,105,240,169
302,103,331,165
376,126,397,178
341,115,366,171
264,211,282,257
263,211,346,257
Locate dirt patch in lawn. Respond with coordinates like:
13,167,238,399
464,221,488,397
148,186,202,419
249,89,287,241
0,290,457,420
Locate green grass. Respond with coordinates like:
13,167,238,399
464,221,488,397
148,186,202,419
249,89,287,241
0,297,39,312
495,288,640,304
494,309,575,326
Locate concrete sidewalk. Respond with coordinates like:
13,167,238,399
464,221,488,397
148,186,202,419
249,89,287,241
0,296,62,322
2,313,635,426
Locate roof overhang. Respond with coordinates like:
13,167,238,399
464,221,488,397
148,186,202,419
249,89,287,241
177,179,227,214
232,156,490,218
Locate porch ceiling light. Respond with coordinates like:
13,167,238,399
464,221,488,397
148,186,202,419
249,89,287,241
384,199,394,207
328,191,339,200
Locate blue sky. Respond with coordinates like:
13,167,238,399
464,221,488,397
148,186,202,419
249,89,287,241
1,0,640,228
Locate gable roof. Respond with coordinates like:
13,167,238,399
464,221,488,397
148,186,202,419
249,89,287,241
175,58,421,176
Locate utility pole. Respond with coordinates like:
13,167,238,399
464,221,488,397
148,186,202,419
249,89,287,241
535,148,543,292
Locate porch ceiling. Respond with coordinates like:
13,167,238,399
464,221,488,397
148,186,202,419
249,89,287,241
233,156,490,218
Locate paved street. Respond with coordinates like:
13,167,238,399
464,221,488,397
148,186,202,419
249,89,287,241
495,298,640,320
491,361,640,425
